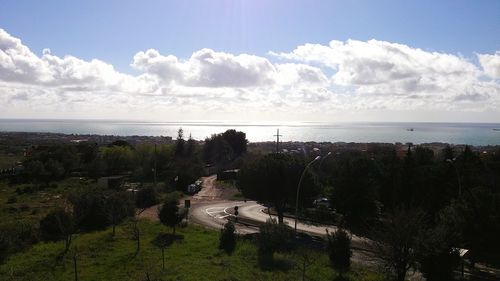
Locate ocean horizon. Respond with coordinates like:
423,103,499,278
0,118,499,146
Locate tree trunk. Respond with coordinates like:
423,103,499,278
112,223,116,236
136,234,140,255
162,248,165,270
276,207,284,224
65,234,72,254
73,252,78,281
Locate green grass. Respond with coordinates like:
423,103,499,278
0,153,22,169
0,178,95,224
0,221,384,281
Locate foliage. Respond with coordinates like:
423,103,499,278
39,208,73,242
0,222,383,281
371,208,425,281
106,192,135,236
158,192,183,234
102,146,135,174
239,153,318,224
69,189,109,231
39,208,74,253
203,129,247,166
326,228,352,276
257,219,295,267
0,220,39,263
219,221,237,255
135,186,159,208
331,156,381,228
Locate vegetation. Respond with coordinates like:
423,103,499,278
219,221,237,255
239,153,318,224
257,219,295,268
1,131,499,280
0,221,383,281
158,192,183,235
326,228,352,278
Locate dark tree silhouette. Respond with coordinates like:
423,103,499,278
326,228,352,277
158,193,183,235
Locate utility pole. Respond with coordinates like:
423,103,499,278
274,129,282,153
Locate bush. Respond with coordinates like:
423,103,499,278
219,221,237,254
158,192,182,234
69,190,108,231
257,219,295,267
39,209,73,242
135,186,159,208
0,220,39,262
326,228,352,276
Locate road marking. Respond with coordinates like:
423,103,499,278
205,206,235,219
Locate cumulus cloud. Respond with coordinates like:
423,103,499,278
0,27,499,121
132,48,276,88
478,51,500,79
272,39,500,112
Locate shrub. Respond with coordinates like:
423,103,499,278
135,186,159,208
326,228,352,277
219,221,237,254
158,192,183,234
257,219,295,267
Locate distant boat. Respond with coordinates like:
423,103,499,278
407,128,414,131
493,128,500,131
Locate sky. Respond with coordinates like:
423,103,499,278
0,0,499,123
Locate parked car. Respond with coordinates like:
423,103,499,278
187,180,202,194
313,197,331,209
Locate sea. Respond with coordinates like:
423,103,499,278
0,119,499,146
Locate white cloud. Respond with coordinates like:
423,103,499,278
0,28,499,122
132,48,276,88
478,51,500,79
272,39,500,113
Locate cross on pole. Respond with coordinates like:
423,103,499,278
274,129,282,153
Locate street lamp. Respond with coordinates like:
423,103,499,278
319,151,332,169
446,158,462,197
294,155,321,235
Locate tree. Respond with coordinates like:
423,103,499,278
69,189,108,231
135,186,159,208
331,157,380,228
124,217,141,256
295,247,317,281
39,209,74,253
326,228,352,277
221,129,247,156
371,208,425,281
257,219,295,267
102,146,135,174
152,233,177,270
106,192,135,236
239,153,318,224
219,221,237,254
175,128,185,158
203,129,247,166
158,193,183,235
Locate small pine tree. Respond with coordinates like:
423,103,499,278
158,193,182,235
326,228,352,277
219,221,236,254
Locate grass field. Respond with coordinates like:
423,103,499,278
0,220,383,281
0,178,92,224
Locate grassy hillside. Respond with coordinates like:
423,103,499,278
0,220,383,281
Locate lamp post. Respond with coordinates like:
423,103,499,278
319,152,332,169
294,155,321,235
446,158,462,197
